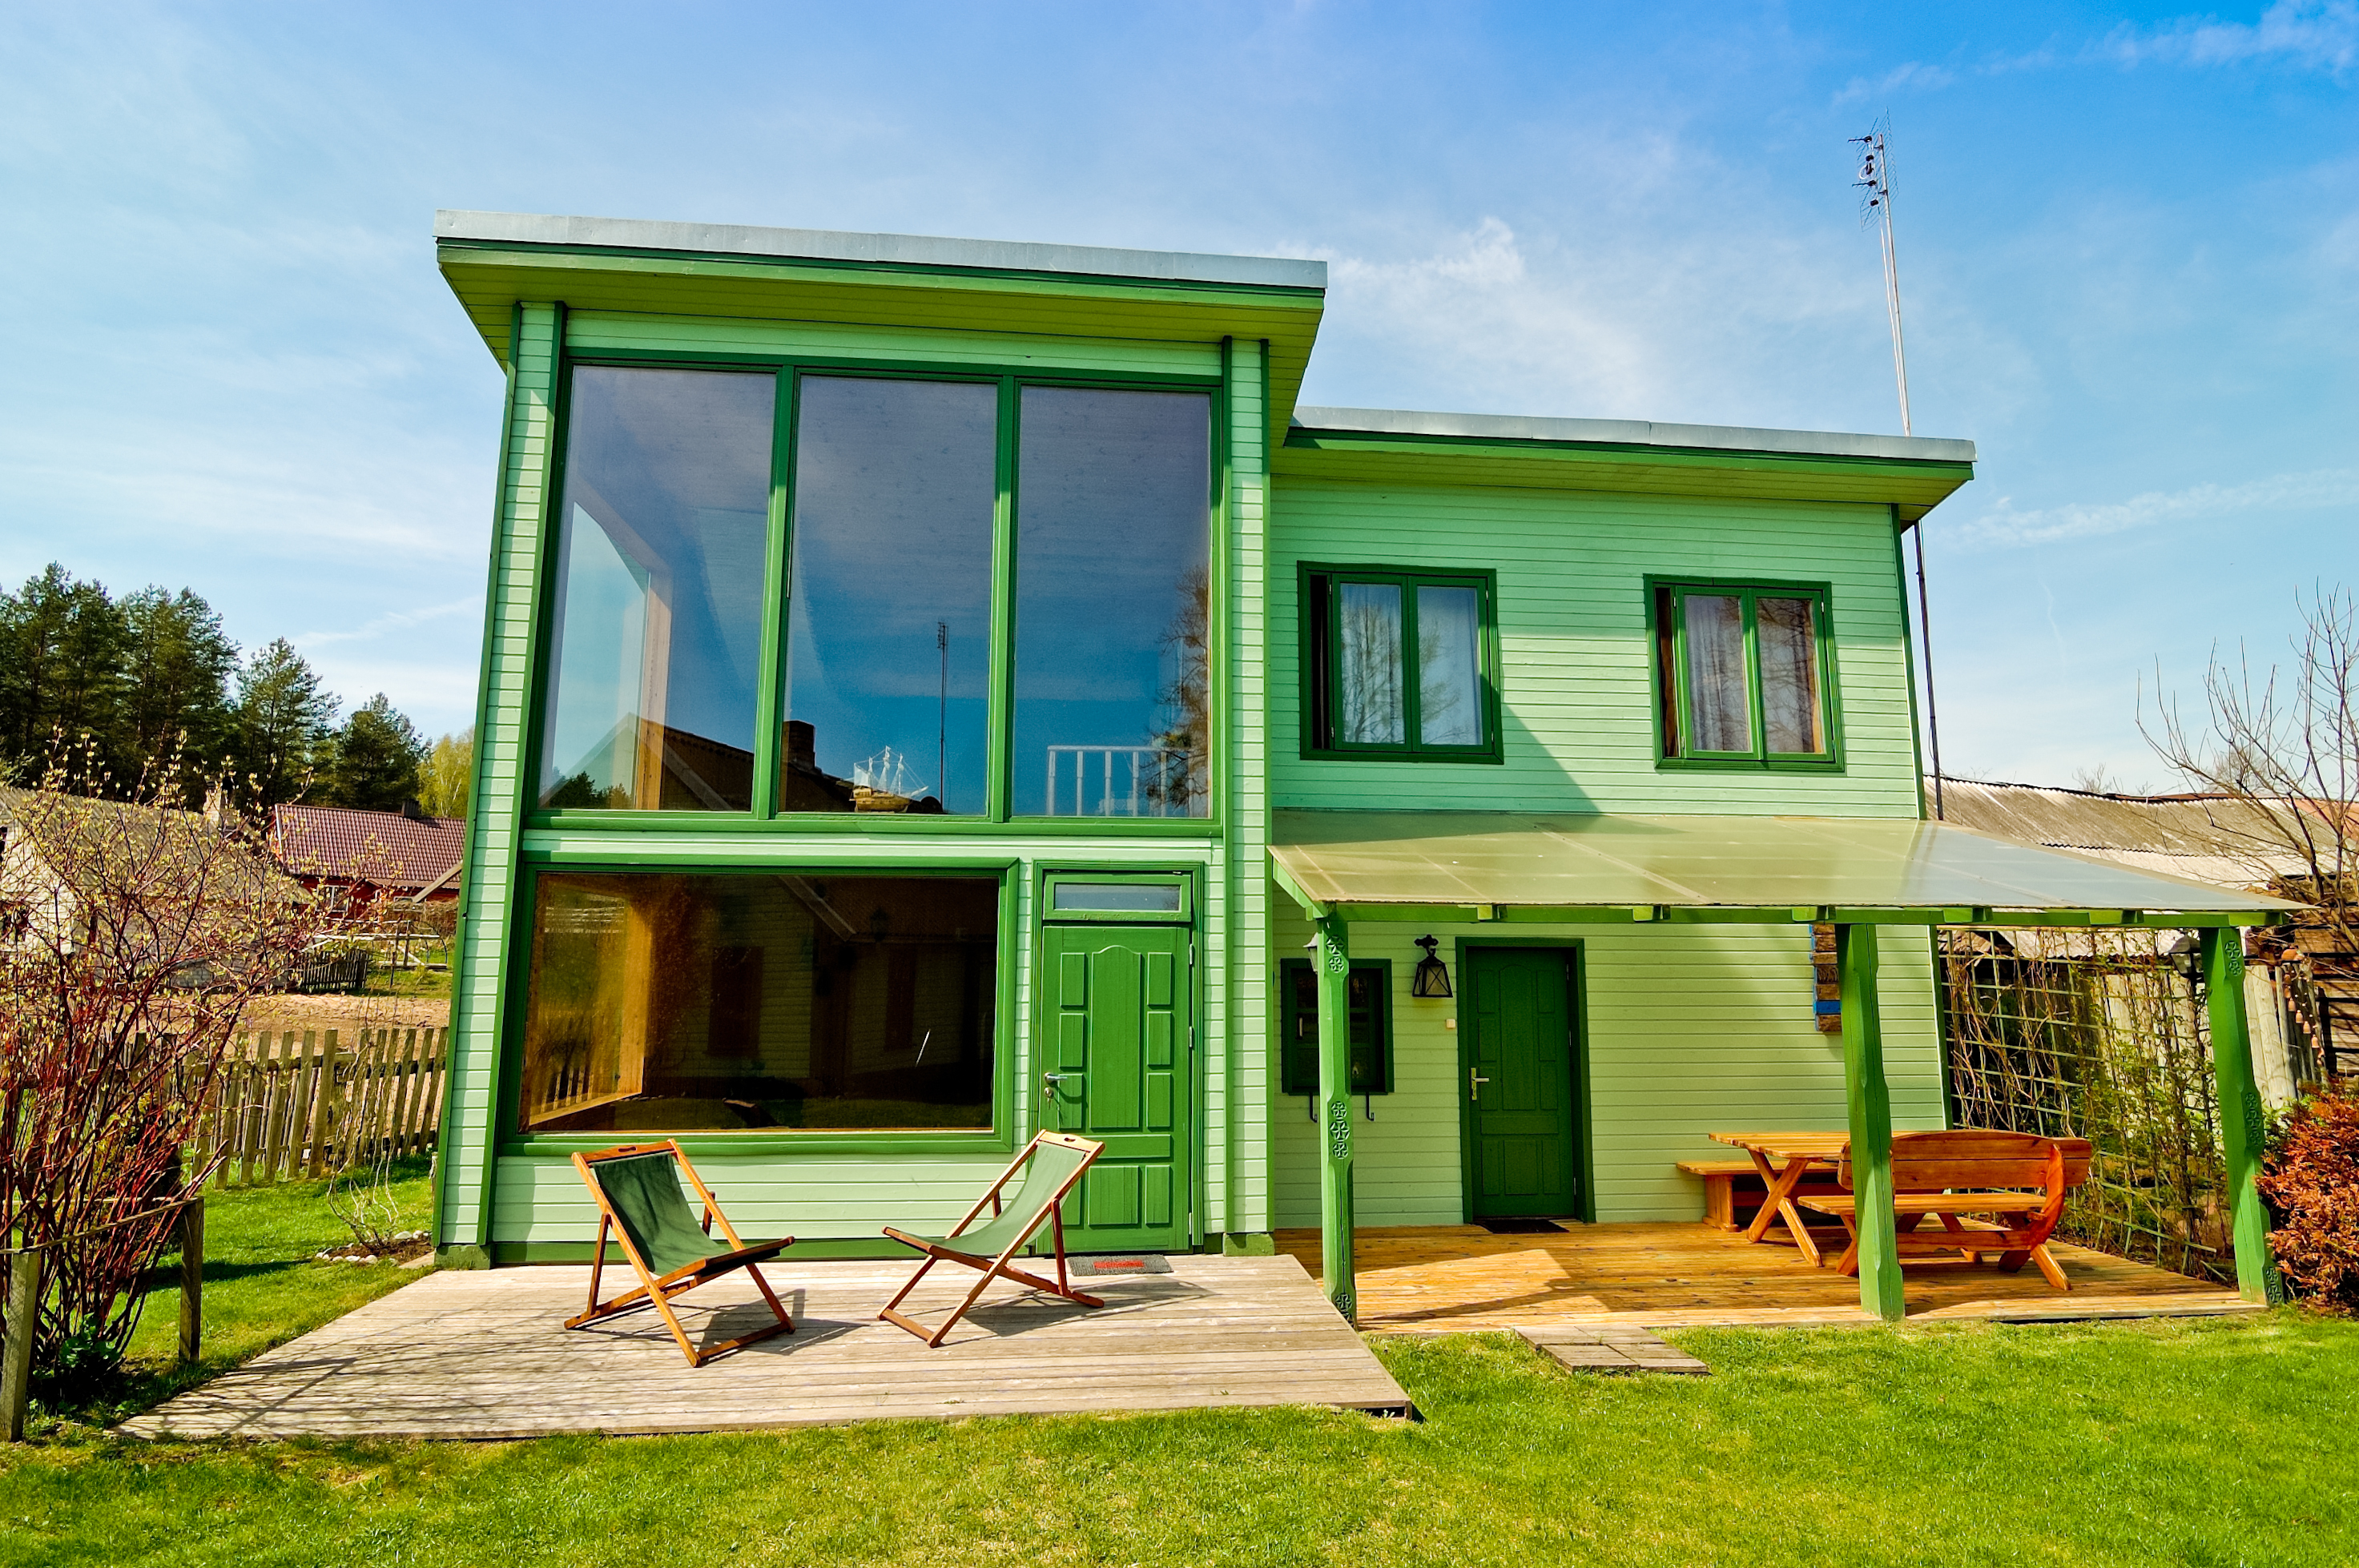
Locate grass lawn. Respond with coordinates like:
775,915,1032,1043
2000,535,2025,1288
5,1181,2355,1566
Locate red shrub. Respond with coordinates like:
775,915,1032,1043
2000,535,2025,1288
2258,1088,2359,1312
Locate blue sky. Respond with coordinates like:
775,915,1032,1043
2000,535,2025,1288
2,2,2351,789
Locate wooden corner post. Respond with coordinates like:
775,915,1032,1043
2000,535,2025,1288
1314,914,1357,1323
1838,923,1904,1321
2202,927,2282,1304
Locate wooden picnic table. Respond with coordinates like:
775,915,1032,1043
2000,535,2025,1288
1705,1131,1848,1266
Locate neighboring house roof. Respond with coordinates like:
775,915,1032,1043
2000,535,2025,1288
0,784,297,913
269,805,465,894
1930,776,2312,893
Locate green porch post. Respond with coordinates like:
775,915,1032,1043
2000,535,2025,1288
1314,914,1356,1322
2203,927,2283,1304
1838,923,1904,1321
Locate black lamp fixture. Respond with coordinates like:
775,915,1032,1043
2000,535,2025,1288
1411,935,1453,999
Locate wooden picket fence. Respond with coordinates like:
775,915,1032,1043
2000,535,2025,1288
192,1027,447,1187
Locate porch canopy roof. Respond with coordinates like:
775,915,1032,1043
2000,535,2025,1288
1270,810,2303,928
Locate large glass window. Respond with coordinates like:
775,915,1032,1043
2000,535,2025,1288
539,368,775,811
1015,388,1212,818
1653,581,1835,765
783,378,996,814
1302,566,1500,761
520,871,999,1134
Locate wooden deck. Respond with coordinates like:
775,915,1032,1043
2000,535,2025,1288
123,1254,1411,1441
1274,1223,2260,1333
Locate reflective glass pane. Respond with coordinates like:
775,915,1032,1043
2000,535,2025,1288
785,377,996,814
1757,596,1824,754
521,872,999,1133
1336,581,1405,745
1015,388,1212,818
1684,593,1753,753
1051,881,1183,913
1416,584,1483,747
540,368,775,810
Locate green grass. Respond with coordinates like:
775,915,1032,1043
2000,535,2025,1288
38,1160,437,1431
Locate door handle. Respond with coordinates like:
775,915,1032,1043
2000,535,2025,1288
1469,1068,1491,1100
1042,1071,1070,1100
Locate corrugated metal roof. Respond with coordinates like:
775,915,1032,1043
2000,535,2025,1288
1932,778,2306,889
1270,810,2301,915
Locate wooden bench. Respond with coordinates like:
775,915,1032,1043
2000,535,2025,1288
1677,1158,1842,1231
1796,1131,2093,1289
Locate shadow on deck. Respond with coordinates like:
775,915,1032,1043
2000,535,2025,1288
122,1253,1410,1441
1273,1222,2257,1333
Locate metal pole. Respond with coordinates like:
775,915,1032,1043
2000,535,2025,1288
1914,527,1946,819
936,620,948,807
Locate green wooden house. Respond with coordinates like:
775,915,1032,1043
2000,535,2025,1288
431,211,2289,1320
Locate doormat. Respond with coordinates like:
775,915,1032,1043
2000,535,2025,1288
1477,1218,1570,1235
1065,1255,1174,1276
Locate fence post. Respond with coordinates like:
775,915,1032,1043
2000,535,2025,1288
178,1199,204,1364
2,1248,42,1441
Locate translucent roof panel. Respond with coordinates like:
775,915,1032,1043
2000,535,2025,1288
1270,811,2301,916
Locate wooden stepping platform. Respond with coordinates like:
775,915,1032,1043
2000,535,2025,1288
1518,1325,1709,1375
121,1254,1413,1441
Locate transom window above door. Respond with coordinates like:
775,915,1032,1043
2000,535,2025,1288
1652,580,1838,767
534,363,1214,822
1299,565,1501,762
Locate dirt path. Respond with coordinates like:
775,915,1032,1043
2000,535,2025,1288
238,992,451,1037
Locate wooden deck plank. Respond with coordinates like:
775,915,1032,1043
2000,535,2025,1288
122,1254,1413,1441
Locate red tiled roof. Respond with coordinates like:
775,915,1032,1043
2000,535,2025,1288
269,805,465,891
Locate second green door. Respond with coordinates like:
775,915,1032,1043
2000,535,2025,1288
1464,947,1582,1219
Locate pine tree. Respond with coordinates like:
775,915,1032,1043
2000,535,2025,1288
0,565,128,783
119,586,240,794
324,694,429,810
235,640,336,806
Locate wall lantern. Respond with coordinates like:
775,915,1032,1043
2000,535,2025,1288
1411,935,1453,999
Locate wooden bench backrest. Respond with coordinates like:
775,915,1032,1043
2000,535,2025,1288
1838,1131,2091,1192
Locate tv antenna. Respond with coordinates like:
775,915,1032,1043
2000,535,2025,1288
1854,116,1944,817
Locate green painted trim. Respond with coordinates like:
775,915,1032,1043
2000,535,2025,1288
1323,902,2281,927
1284,424,1971,476
1295,561,1504,764
1838,923,1903,1321
1267,854,1330,920
523,811,1219,838
1645,574,1844,771
1041,869,1195,923
1313,914,1355,1321
1451,939,1592,1224
751,366,793,818
1891,511,1930,821
2204,928,2284,1304
566,345,1224,392
491,861,1024,1159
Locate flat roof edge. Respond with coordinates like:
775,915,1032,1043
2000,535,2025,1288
1290,406,1975,465
436,210,1327,292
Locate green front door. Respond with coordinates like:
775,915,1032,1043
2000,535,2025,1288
1464,947,1581,1219
1041,925,1193,1252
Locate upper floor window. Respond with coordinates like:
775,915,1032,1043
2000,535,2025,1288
1653,581,1837,766
534,362,1212,821
1300,565,1500,762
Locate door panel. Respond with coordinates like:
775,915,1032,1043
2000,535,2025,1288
1466,947,1580,1219
1041,924,1192,1252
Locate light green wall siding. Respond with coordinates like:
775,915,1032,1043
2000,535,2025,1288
565,310,1220,379
1269,480,1922,816
1268,895,1943,1227
1217,340,1271,1235
438,303,560,1248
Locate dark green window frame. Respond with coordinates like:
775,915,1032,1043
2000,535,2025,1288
525,348,1229,834
1298,563,1503,763
1648,577,1842,770
1278,957,1394,1096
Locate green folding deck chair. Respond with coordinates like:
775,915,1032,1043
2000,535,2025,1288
878,1131,1105,1346
566,1140,795,1367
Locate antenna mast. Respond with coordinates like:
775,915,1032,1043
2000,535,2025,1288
1854,118,1945,818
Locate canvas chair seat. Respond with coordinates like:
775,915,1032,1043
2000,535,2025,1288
566,1141,795,1366
879,1131,1105,1346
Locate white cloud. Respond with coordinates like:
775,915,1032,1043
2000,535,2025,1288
1954,467,2359,548
1833,61,1958,107
296,596,481,649
2099,2,2358,75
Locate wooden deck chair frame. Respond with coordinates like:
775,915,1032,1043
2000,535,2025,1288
878,1131,1106,1347
566,1140,795,1367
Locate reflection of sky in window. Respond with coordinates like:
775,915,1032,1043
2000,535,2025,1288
787,378,995,812
1013,388,1210,815
540,368,773,805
